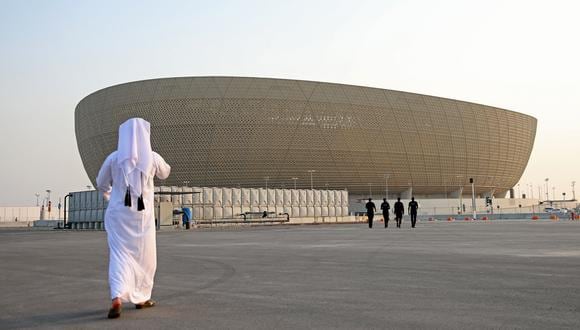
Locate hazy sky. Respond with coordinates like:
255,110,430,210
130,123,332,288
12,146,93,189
1,0,579,206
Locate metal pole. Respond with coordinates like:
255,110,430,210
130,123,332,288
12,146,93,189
545,178,549,201
572,181,576,200
63,193,72,228
307,170,315,190
265,176,269,212
46,189,51,219
470,178,476,220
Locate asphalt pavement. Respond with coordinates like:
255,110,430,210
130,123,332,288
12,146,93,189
1,220,579,329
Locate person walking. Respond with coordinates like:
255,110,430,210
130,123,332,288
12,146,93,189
380,198,390,228
365,198,376,228
97,118,171,319
394,197,404,228
408,197,419,228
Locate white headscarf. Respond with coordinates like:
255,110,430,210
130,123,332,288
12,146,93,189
117,118,153,196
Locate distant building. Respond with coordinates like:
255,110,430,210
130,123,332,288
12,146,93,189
75,76,536,198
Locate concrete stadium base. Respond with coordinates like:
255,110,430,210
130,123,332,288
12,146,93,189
1,220,579,329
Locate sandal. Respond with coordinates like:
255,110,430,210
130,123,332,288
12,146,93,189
135,299,156,309
107,304,122,319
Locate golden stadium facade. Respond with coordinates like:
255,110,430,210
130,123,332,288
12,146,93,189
75,76,536,198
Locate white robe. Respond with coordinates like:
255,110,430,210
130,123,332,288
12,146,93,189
96,151,171,303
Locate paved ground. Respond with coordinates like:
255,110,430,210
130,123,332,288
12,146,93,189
1,220,579,329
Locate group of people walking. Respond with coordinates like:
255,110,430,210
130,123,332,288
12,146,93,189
365,197,419,229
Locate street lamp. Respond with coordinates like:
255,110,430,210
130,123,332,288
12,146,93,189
46,189,52,219
517,183,520,199
35,193,40,206
307,170,316,190
552,186,556,201
572,181,576,200
562,192,566,201
264,176,270,212
456,175,463,214
291,177,298,190
544,178,549,201
470,178,476,220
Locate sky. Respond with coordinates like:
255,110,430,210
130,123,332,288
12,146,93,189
0,0,579,206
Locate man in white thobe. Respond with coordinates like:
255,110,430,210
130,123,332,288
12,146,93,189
96,118,171,319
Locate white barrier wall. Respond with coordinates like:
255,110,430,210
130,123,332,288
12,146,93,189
182,186,193,205
0,207,41,223
67,187,350,224
160,186,171,202
291,190,299,206
232,188,241,206
276,189,284,207
223,188,232,207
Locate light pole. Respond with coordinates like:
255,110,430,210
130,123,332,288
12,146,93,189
456,175,463,214
46,189,52,219
291,177,298,190
384,174,390,200
572,181,576,200
552,186,556,201
307,170,316,190
545,178,549,201
517,183,520,199
264,176,269,212
35,193,40,206
470,178,476,220
562,192,566,201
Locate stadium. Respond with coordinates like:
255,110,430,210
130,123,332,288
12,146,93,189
75,76,536,199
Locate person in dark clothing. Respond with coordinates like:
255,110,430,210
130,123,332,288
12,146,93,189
408,197,419,228
380,198,390,228
365,198,376,228
394,197,404,228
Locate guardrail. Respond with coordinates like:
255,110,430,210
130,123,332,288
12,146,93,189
194,212,290,225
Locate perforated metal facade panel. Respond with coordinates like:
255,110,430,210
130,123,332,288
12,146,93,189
75,76,536,197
